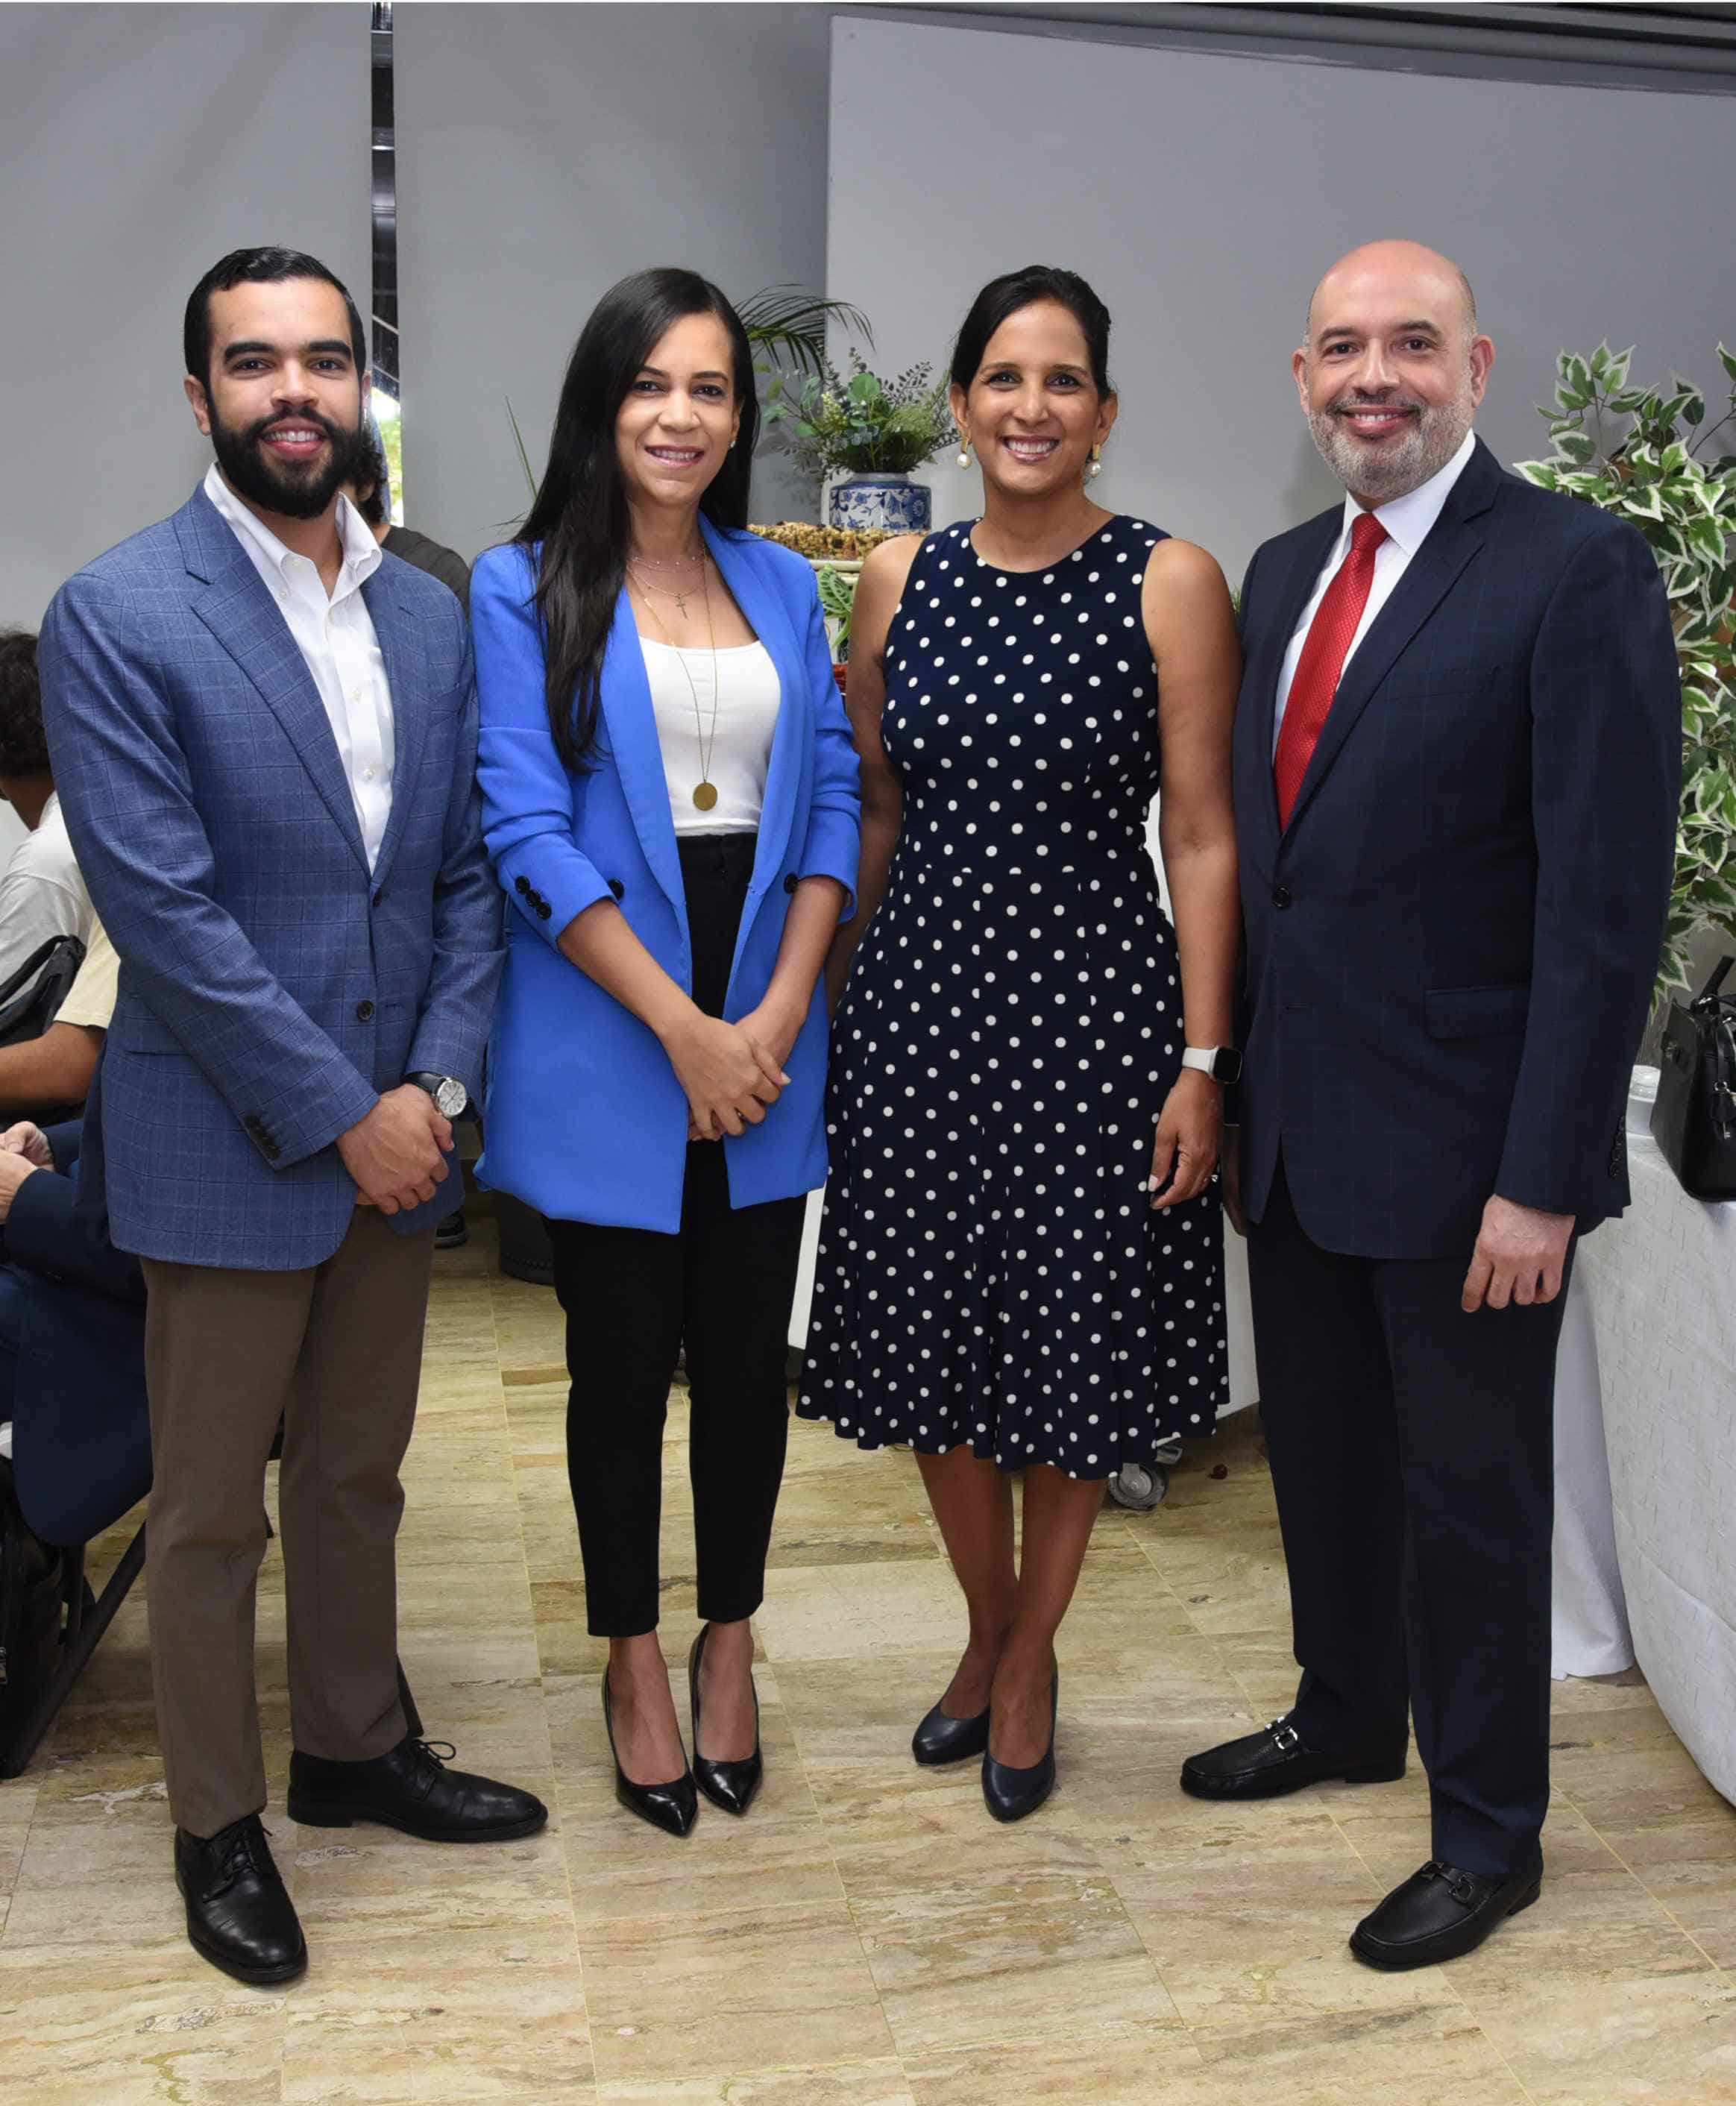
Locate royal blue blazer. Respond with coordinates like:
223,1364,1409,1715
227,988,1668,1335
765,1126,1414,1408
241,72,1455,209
471,520,861,1232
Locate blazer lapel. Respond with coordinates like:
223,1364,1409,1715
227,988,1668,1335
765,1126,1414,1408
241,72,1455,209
362,563,427,887
177,488,370,873
599,593,688,928
702,520,801,920
1282,441,1501,838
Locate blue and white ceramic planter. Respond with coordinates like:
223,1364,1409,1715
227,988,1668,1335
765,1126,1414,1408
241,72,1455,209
828,474,932,535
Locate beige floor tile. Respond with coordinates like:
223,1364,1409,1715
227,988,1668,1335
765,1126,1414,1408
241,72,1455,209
1594,1805,1736,1967
598,2062,913,2104
1185,2005,1534,2103
1462,1967,1736,2104
756,1559,972,1667
578,1896,895,2088
902,2021,1207,2103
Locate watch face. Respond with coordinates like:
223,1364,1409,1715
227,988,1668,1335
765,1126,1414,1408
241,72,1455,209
1213,1049,1244,1086
433,1077,468,1119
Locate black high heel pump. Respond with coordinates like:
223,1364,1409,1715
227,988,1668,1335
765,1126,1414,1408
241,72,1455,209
981,1671,1058,1823
603,1667,698,1838
688,1624,763,1817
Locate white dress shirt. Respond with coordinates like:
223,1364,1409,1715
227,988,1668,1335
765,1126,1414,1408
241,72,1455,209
0,793,93,987
203,465,396,868
1273,427,1477,753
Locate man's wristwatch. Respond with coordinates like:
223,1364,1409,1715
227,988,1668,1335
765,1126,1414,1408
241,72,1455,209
406,1072,468,1119
1181,1046,1242,1085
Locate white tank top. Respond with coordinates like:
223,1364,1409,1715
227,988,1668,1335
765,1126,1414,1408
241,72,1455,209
641,638,781,836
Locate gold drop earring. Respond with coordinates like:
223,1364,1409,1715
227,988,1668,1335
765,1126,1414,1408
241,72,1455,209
957,432,972,470
1088,443,1104,480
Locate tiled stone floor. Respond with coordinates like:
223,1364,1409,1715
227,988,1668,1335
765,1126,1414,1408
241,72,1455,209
3,1210,1734,2102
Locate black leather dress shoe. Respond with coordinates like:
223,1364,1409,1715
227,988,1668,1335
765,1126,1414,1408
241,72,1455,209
1350,1855,1543,1970
981,1672,1057,1823
911,1697,991,1767
601,1673,698,1838
175,1816,307,1986
688,1623,762,1817
1180,1714,1406,1800
287,1735,548,1842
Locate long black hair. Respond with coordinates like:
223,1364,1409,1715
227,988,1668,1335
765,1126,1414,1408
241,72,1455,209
950,264,1114,397
518,267,759,770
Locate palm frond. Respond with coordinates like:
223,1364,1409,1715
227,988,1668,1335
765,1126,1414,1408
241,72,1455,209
736,285,872,378
505,396,538,500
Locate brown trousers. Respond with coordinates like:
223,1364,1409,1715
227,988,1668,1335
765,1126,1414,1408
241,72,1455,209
141,1208,435,1838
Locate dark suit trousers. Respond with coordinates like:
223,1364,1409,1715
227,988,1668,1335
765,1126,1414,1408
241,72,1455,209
141,1208,435,1838
545,833,805,1638
1248,1163,1570,1878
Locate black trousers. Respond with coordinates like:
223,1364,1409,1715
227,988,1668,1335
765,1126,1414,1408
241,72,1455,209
1248,1162,1573,1879
546,834,806,1638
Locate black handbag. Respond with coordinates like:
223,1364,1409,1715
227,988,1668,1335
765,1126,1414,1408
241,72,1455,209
0,932,87,1049
1651,955,1736,1198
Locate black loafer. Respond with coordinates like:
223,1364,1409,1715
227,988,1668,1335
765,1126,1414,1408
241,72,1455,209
688,1623,763,1817
287,1734,548,1842
981,1672,1057,1823
1350,1855,1543,1970
1180,1714,1406,1800
600,1672,698,1838
912,1698,991,1767
175,1816,307,1986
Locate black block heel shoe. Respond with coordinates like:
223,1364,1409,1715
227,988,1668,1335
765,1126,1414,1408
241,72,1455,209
981,1671,1058,1823
911,1698,991,1767
688,1624,763,1817
602,1669,698,1838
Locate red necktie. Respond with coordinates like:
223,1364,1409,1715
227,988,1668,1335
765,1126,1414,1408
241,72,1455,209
1274,512,1389,828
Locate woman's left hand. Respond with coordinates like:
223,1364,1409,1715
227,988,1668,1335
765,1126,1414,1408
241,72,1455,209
688,998,805,1140
1148,1069,1222,1209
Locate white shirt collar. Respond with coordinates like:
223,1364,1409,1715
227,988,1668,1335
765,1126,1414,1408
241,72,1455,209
202,462,381,597
1338,427,1478,559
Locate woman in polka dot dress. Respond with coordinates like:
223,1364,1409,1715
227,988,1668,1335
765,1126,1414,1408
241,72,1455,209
798,266,1242,1820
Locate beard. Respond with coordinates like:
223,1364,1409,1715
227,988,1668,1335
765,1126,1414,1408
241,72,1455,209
1308,375,1474,503
209,400,371,521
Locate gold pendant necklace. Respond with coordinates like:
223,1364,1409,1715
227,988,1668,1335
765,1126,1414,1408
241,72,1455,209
629,551,720,808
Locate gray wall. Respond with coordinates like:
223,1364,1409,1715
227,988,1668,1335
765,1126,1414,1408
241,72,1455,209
828,14,1732,583
394,2,834,560
0,4,372,629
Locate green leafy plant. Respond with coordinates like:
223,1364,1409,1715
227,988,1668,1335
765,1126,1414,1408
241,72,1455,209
736,286,873,383
814,561,861,661
1518,342,1736,1002
764,350,955,480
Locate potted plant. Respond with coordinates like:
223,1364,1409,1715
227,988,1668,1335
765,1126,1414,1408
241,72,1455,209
764,350,955,535
1518,343,1736,1008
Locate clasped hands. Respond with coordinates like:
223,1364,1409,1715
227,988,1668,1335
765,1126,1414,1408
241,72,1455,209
0,1120,50,1222
338,1085,453,1214
666,1002,797,1142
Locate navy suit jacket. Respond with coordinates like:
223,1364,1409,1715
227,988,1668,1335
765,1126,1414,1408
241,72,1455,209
3,1105,150,1549
1233,438,1681,1260
37,485,504,1269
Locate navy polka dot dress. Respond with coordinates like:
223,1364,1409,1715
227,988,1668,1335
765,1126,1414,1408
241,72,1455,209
797,518,1229,1478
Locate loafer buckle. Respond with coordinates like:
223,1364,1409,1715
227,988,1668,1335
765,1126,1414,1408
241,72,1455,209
1270,1720,1301,1753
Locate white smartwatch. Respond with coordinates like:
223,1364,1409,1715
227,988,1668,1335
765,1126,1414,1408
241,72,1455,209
1181,1046,1242,1085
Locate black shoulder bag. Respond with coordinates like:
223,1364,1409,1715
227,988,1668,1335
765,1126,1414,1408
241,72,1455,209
1651,955,1736,1199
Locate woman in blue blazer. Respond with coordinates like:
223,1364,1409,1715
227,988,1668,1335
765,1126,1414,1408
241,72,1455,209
471,270,859,1837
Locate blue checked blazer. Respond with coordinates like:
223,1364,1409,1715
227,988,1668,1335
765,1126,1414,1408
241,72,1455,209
37,485,504,1269
1233,438,1681,1260
471,521,860,1232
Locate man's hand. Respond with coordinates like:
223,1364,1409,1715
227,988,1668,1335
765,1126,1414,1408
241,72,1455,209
1462,1195,1574,1313
336,1086,453,1216
0,1122,53,1169
0,1149,41,1222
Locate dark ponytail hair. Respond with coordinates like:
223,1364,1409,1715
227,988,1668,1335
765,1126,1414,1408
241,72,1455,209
949,264,1114,397
516,268,759,770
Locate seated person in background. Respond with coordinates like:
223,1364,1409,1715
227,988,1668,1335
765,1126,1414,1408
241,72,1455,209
0,631,95,985
347,425,471,609
0,917,116,1119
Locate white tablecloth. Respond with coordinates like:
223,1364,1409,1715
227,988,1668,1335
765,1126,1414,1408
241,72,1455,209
1551,1267,1635,1677
1575,1128,1736,1804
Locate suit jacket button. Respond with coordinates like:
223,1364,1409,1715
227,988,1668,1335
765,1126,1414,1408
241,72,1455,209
1272,886,1292,910
515,876,530,896
356,999,375,1021
537,902,552,921
608,878,625,899
783,873,799,895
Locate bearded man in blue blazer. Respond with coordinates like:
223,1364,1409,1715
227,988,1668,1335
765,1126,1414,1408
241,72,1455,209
1181,242,1679,1970
38,247,543,1987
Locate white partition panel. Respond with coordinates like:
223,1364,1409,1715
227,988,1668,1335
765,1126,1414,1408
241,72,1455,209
0,3,371,630
828,14,1732,585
